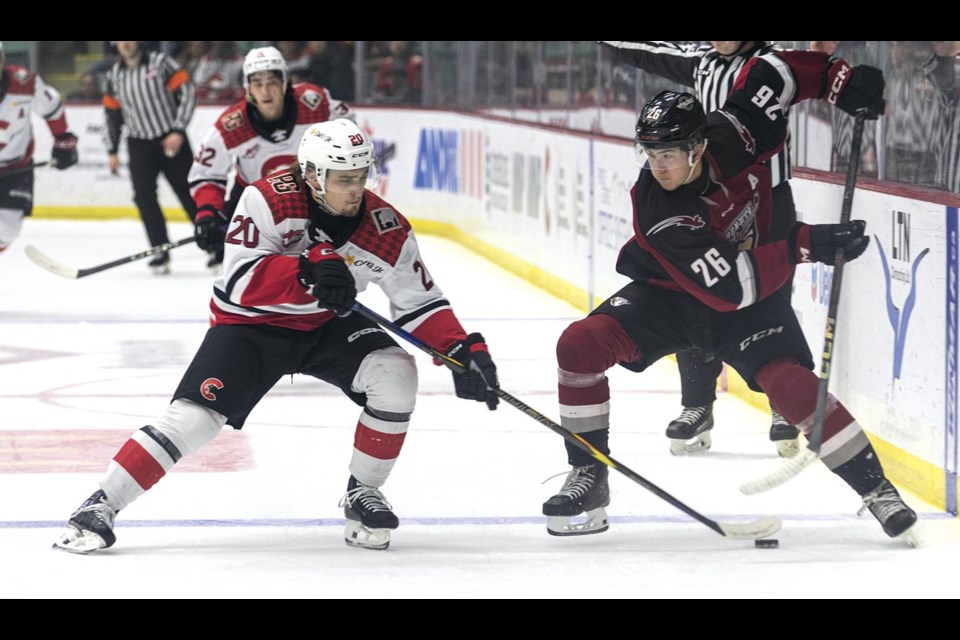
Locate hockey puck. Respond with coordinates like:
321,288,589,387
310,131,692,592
755,538,779,548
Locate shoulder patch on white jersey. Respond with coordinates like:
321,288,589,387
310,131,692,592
300,89,322,111
221,109,245,132
371,207,401,234
13,69,30,84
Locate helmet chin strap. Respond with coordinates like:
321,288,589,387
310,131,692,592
308,187,346,216
682,139,708,185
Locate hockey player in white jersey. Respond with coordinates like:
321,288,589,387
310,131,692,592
0,42,78,253
54,118,499,553
190,45,354,270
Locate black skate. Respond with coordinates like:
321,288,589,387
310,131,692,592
339,475,399,550
542,463,610,536
769,410,801,458
148,251,170,275
52,489,118,554
858,479,918,540
666,404,714,455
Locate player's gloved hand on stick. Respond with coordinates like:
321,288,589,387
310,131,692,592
51,132,78,170
444,333,500,410
826,61,885,119
298,241,356,316
193,206,229,252
788,220,870,266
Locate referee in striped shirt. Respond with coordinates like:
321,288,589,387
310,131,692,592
599,41,831,458
104,41,198,274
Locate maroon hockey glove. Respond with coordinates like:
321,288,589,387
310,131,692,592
298,241,356,315
445,333,500,410
194,206,229,252
51,132,78,170
824,60,885,119
788,221,870,266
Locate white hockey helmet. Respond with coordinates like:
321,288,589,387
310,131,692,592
298,119,380,196
242,46,287,90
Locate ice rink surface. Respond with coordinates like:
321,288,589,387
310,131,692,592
2,219,958,599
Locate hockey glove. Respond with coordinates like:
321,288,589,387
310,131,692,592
194,205,229,252
51,132,79,170
445,333,500,410
788,220,870,266
298,241,356,316
825,61,885,119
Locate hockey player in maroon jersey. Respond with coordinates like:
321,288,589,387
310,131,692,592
542,49,918,541
0,42,78,253
190,46,354,271
54,118,499,553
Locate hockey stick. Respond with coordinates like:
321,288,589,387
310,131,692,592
0,161,49,178
25,236,196,279
352,301,781,540
740,109,871,495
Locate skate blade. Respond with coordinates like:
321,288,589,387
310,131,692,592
669,431,712,456
774,438,800,458
52,527,108,554
546,508,609,537
344,520,392,550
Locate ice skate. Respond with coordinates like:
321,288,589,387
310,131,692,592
52,490,118,554
148,251,170,275
769,410,800,458
542,463,610,536
339,475,399,550
858,479,918,540
666,404,714,455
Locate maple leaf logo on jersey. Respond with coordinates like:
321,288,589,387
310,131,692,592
648,215,707,235
281,229,305,247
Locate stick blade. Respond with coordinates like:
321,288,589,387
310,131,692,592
739,447,818,495
718,515,782,540
24,244,79,279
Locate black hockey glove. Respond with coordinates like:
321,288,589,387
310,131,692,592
51,132,78,170
193,205,229,252
825,60,885,119
445,333,500,410
298,241,356,316
788,221,870,266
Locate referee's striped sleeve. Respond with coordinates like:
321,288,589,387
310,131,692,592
163,54,196,132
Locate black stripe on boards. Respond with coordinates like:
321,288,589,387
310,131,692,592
393,298,451,328
140,425,183,463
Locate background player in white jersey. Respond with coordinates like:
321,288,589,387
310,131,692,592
0,42,78,253
190,46,354,270
54,118,500,554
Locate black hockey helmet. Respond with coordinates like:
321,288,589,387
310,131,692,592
635,91,706,152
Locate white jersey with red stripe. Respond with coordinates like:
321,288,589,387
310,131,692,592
188,83,354,213
0,64,68,170
209,170,468,351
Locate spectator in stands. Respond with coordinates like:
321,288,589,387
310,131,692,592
276,41,311,76
924,40,960,192
67,71,103,102
304,41,356,102
374,41,422,105
192,41,243,102
177,41,209,83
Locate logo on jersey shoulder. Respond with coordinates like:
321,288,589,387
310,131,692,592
721,111,756,155
13,69,30,84
648,214,707,235
609,297,630,307
200,377,225,401
300,89,322,110
282,229,305,247
371,207,401,234
221,110,244,132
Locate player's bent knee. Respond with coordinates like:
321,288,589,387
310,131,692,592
153,398,228,456
354,346,418,413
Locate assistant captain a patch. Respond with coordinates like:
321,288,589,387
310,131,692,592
371,207,401,234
